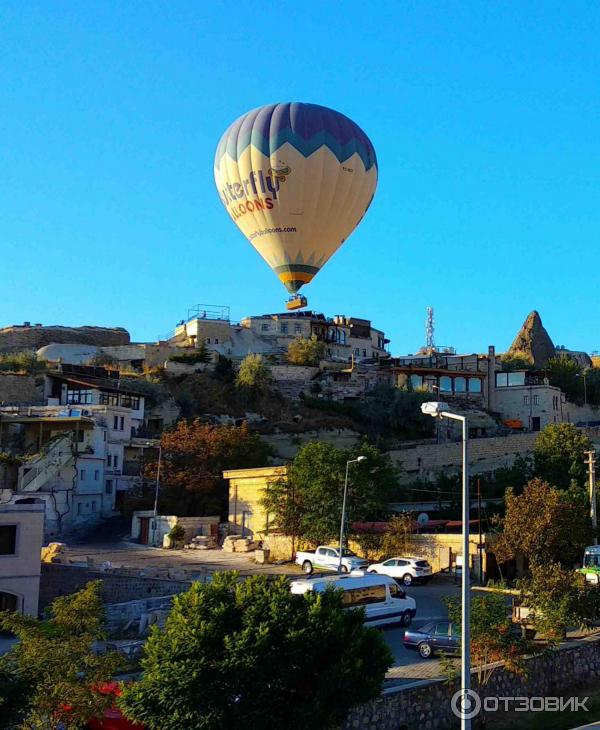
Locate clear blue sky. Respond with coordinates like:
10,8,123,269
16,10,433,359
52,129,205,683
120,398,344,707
2,2,599,355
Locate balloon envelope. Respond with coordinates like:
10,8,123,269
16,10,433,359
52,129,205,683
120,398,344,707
214,102,377,294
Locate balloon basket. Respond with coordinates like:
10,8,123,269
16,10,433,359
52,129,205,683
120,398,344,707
286,295,308,311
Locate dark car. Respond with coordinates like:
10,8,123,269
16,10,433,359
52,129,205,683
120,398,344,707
402,620,460,658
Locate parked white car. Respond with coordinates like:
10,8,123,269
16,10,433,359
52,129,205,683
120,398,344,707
368,556,432,586
295,546,369,574
290,572,417,627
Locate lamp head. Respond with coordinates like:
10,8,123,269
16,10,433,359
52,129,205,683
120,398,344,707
356,455,367,463
420,401,450,418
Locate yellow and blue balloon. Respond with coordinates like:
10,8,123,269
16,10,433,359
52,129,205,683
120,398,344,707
214,102,378,305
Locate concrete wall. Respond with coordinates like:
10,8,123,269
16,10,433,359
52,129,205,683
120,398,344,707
389,432,539,482
0,504,44,615
344,635,600,729
39,563,192,609
104,594,176,635
130,512,220,547
0,374,44,404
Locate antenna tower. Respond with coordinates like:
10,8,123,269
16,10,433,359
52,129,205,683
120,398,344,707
426,306,435,352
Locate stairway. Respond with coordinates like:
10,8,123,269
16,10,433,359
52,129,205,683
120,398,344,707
19,433,75,492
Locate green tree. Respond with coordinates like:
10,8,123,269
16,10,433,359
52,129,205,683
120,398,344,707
235,353,272,393
444,593,529,719
287,334,326,366
499,353,534,371
118,572,392,730
533,422,591,491
546,354,582,402
517,562,600,644
262,441,398,545
0,581,120,730
380,513,415,557
493,478,594,567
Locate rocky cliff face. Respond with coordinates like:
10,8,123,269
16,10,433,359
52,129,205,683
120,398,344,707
506,311,556,368
0,325,130,353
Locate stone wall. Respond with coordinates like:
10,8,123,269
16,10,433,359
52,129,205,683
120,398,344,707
39,563,191,610
104,594,176,635
264,428,361,460
0,325,129,354
0,374,44,404
344,636,600,729
388,432,539,482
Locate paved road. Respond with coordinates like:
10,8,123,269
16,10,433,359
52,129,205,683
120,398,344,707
58,540,463,680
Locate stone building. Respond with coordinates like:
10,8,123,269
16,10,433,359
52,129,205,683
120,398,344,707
0,503,44,615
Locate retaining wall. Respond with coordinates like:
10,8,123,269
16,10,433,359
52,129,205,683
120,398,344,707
344,636,600,729
39,563,191,610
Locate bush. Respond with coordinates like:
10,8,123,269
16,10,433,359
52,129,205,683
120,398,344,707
169,344,211,365
167,523,186,543
0,351,46,374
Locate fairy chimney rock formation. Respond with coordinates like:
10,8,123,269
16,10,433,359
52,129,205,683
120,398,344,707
507,311,556,368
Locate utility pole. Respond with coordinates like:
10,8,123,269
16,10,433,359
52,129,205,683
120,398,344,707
585,450,597,544
477,479,483,585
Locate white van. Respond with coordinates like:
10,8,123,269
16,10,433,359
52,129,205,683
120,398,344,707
290,572,417,627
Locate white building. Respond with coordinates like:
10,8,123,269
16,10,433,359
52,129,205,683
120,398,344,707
174,305,390,363
0,503,44,615
0,365,148,539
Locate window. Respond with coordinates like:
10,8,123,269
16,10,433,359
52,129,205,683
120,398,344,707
113,416,118,430
66,388,93,405
214,338,219,344
0,526,17,555
454,377,466,393
341,585,387,607
553,395,559,410
105,479,113,495
533,395,540,405
280,323,288,334
261,323,270,331
434,621,451,636
523,395,529,406
294,324,302,334
107,454,112,467
389,583,405,599
206,338,211,344
100,392,119,406
77,503,83,516
120,416,124,431
80,469,86,480
382,559,397,566
496,372,508,388
409,374,423,390
94,470,99,481
362,349,367,357
103,431,107,442
91,501,97,512
468,378,482,393
439,376,452,392
113,455,119,469
120,395,140,410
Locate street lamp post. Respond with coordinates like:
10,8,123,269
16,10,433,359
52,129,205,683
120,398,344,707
421,402,471,730
147,442,162,546
338,456,367,573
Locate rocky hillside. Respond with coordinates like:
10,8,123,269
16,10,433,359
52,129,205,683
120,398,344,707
0,324,130,353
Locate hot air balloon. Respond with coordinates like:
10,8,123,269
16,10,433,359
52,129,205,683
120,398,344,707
214,102,378,310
